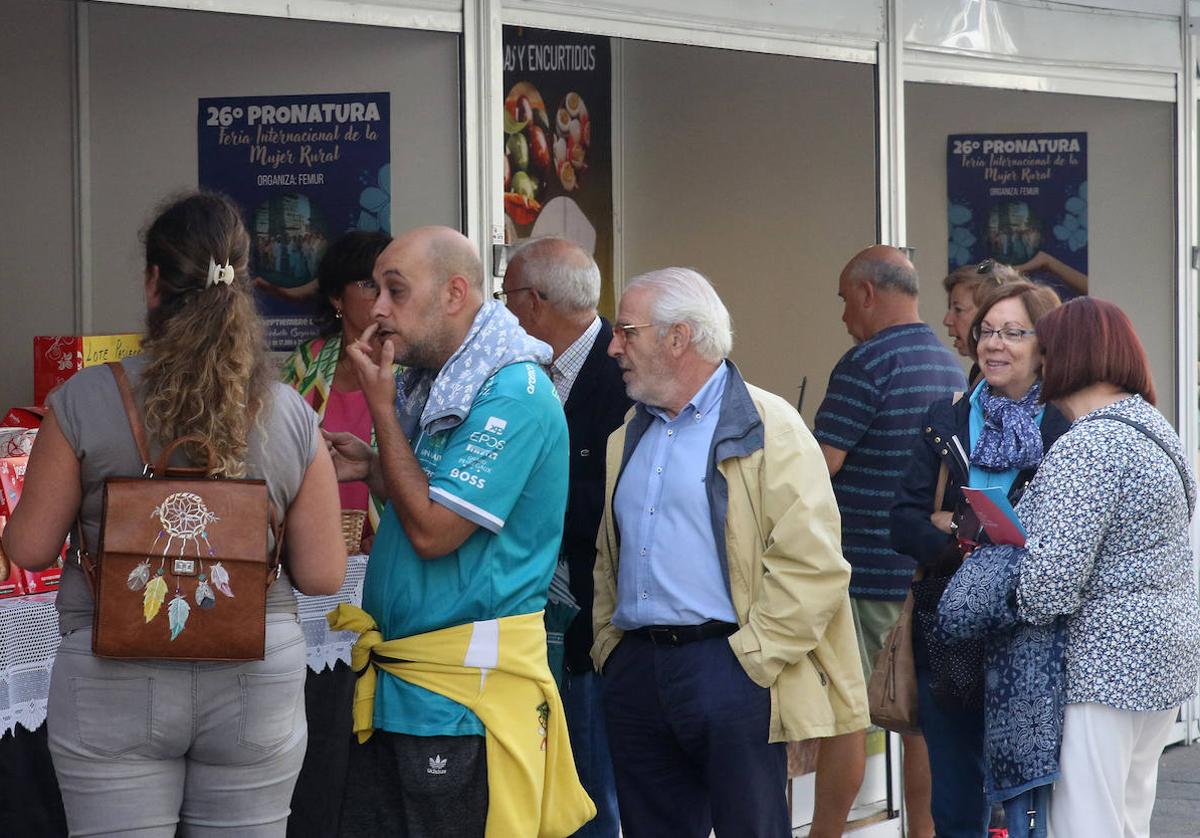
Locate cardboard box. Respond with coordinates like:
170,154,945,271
1,406,46,428
21,561,62,594
33,334,142,406
0,427,36,458
0,457,65,595
0,458,23,514
0,514,27,598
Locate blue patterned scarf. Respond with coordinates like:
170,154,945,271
937,544,1066,806
972,383,1043,470
395,301,553,438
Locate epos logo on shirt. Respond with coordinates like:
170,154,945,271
484,417,508,434
469,432,507,450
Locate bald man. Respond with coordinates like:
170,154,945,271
329,227,581,837
808,246,965,838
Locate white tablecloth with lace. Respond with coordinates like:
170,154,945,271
0,554,368,737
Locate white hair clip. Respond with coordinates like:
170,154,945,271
206,257,235,287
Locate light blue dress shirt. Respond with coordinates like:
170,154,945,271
611,363,738,629
967,380,1045,493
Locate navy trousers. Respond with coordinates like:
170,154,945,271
601,633,789,838
916,666,990,836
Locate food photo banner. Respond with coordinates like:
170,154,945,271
947,132,1088,299
198,92,391,351
502,27,613,309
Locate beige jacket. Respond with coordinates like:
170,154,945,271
591,368,869,742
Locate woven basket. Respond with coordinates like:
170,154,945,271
340,509,367,555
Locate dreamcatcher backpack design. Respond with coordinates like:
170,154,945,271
80,362,284,661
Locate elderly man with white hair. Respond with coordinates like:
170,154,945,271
591,268,869,837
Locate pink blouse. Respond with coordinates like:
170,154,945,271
321,386,372,513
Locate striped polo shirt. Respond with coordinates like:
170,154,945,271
814,323,966,600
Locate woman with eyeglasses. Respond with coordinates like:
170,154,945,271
282,230,395,554
890,281,1065,836
942,259,1024,385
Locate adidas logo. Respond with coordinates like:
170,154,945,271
426,754,448,775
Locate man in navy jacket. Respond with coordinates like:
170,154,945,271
500,237,631,837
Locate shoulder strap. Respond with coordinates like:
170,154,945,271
77,362,151,592
933,463,950,511
931,391,965,512
1088,414,1191,502
107,362,151,468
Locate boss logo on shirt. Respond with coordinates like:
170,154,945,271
449,468,487,489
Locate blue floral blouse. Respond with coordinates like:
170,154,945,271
1016,395,1200,711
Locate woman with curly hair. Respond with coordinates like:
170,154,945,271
3,191,346,836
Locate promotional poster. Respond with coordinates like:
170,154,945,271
502,27,613,311
947,132,1088,299
198,92,391,351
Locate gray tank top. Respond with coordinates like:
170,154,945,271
48,354,320,634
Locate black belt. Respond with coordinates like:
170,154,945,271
627,621,738,647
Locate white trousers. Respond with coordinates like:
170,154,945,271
1049,701,1177,838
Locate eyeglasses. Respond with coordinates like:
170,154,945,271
613,322,656,340
972,325,1037,344
492,286,543,304
348,278,380,298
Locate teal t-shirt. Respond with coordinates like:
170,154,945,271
364,362,569,736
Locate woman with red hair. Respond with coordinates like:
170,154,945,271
1015,297,1200,835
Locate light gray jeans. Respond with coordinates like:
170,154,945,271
47,613,308,837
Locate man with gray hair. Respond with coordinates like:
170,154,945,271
808,245,965,838
499,237,630,838
591,267,869,836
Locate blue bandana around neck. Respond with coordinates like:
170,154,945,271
393,301,552,439
971,382,1044,471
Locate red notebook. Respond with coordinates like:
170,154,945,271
961,486,1027,547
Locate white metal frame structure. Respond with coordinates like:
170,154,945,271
63,0,1200,829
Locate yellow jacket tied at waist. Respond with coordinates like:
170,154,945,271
326,604,595,838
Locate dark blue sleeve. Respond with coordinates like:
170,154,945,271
890,402,958,566
813,354,878,452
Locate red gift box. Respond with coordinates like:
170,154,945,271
2,407,46,459
2,406,46,428
0,514,28,598
0,457,65,595
33,334,142,406
21,562,63,594
0,427,37,458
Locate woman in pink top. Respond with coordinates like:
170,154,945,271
282,231,395,553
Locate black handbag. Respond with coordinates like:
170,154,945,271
912,573,985,709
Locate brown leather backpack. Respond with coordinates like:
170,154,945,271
79,363,284,661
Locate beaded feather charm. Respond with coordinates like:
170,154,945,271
210,562,234,598
168,594,190,641
143,574,168,622
127,559,151,591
